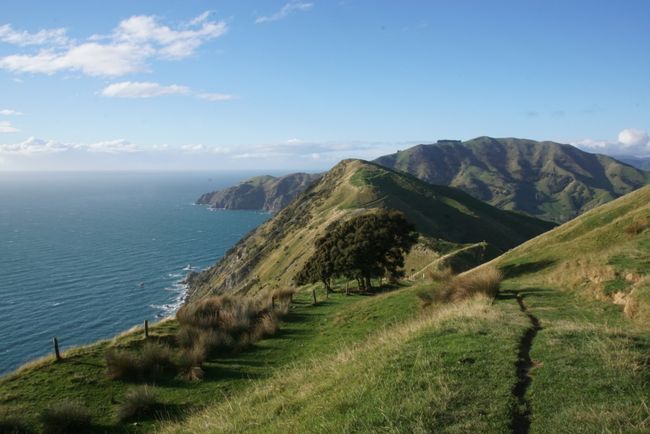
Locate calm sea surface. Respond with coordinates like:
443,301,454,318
0,172,270,375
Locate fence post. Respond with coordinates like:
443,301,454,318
144,320,149,339
53,337,62,361
311,289,317,305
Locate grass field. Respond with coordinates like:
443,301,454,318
2,276,648,433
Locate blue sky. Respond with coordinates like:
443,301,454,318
0,0,649,171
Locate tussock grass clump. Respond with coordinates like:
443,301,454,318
418,266,503,306
174,294,286,371
140,343,176,379
446,266,503,301
426,266,454,282
105,350,140,381
624,217,649,235
39,401,92,434
0,412,32,434
117,386,161,422
105,343,176,381
273,288,296,304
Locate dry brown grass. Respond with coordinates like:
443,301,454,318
434,266,503,303
174,294,284,368
624,216,649,235
273,288,296,304
105,343,176,381
117,386,160,422
426,266,454,282
39,400,92,434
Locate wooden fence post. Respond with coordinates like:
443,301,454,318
144,320,149,339
311,289,317,305
53,337,62,361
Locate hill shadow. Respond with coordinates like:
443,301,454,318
501,259,555,279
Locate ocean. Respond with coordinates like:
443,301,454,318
0,171,271,375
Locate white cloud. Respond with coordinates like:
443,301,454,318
0,12,226,77
197,92,235,101
573,128,650,156
0,137,67,154
0,121,18,133
0,24,69,46
181,144,206,152
0,137,139,155
618,128,649,148
255,1,313,24
101,81,233,101
101,81,190,98
82,139,139,153
0,109,23,116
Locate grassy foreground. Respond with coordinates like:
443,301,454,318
2,280,649,433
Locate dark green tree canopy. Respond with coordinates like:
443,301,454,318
295,210,418,291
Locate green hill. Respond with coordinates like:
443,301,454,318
188,159,554,300
374,137,650,223
196,172,322,212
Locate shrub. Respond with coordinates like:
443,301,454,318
39,401,92,434
118,386,161,422
105,349,140,381
0,412,32,434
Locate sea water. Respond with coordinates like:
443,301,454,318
0,172,271,375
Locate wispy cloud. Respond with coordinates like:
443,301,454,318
0,137,139,155
100,81,234,101
0,109,23,116
0,121,19,133
0,12,226,77
255,1,313,24
197,92,235,101
0,24,69,46
572,128,650,156
101,81,190,98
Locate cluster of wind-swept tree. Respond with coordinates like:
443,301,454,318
294,210,418,292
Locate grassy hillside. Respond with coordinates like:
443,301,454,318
488,184,650,326
374,137,650,223
189,159,554,299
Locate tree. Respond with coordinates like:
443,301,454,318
295,210,417,292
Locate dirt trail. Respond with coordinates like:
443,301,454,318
511,293,542,434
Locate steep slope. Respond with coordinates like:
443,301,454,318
196,172,322,212
189,159,554,300
489,185,650,324
374,137,649,222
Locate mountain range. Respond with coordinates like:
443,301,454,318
197,137,649,223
